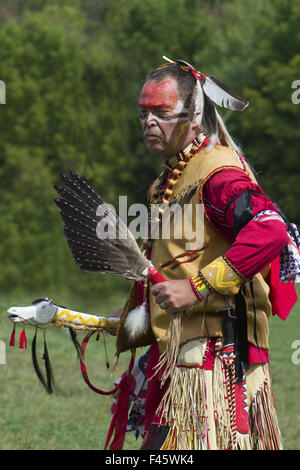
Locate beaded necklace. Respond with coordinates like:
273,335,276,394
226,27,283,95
143,133,207,249
152,132,206,207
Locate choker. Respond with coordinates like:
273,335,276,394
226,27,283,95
159,133,207,206
164,132,206,171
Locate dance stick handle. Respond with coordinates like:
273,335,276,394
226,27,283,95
147,264,167,285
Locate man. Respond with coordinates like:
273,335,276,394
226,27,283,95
8,53,298,451
104,60,299,450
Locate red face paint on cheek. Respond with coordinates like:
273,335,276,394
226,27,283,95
138,79,179,109
138,78,192,157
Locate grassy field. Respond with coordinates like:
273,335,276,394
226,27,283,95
0,288,299,450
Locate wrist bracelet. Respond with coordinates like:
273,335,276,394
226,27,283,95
189,275,211,302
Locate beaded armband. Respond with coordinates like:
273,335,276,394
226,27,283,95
189,275,211,302
221,255,249,282
200,255,248,297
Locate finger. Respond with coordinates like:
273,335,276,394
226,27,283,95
151,285,166,297
154,293,168,306
164,304,173,313
166,306,179,314
154,295,171,312
151,285,160,296
166,303,186,314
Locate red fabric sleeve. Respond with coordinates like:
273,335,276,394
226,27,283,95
203,169,288,279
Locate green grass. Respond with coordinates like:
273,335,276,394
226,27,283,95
0,288,299,450
0,291,143,450
268,289,300,450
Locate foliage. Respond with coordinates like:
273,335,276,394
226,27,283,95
0,0,299,296
238,0,300,220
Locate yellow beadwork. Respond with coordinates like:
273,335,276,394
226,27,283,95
159,143,202,209
55,309,118,330
148,134,206,242
210,260,241,289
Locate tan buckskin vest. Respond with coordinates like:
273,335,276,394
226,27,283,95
116,145,271,355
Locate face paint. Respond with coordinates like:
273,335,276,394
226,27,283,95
138,78,192,157
139,80,177,108
139,80,188,122
139,103,188,124
173,121,190,147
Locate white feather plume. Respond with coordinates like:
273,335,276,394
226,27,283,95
203,76,249,111
123,302,149,341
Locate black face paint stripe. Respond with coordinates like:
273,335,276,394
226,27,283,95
139,111,189,121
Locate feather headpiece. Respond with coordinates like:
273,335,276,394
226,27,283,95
162,56,249,115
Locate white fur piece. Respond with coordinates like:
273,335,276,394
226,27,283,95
123,301,149,341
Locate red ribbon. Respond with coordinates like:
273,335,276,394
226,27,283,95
79,331,120,396
182,64,206,83
104,351,136,450
147,265,167,285
19,329,27,349
9,325,16,347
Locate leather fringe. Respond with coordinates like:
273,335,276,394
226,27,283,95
249,365,283,450
152,359,282,450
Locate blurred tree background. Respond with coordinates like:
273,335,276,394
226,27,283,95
0,0,299,301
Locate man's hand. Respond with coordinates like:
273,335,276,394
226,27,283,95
151,279,199,313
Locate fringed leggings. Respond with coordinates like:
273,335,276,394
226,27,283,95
141,339,282,450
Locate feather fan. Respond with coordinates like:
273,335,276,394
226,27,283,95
54,171,150,281
54,172,181,384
